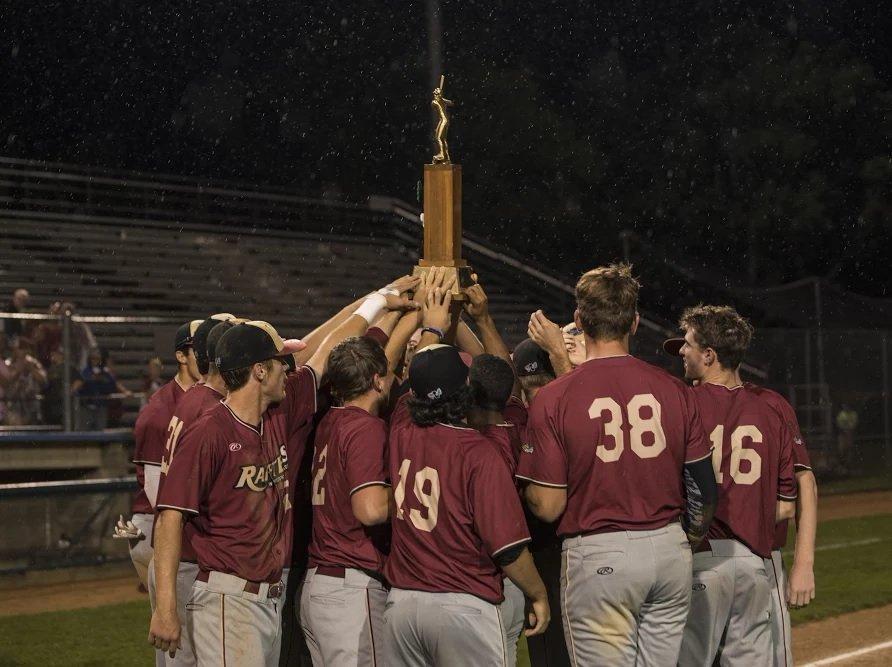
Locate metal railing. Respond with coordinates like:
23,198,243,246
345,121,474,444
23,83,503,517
1,311,172,430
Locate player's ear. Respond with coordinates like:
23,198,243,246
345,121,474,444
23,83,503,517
574,309,583,331
253,361,266,381
175,349,188,365
631,312,640,337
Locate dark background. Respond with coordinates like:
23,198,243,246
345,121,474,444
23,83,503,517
3,1,890,301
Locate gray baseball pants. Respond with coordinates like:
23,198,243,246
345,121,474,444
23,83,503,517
678,539,772,667
768,550,793,667
148,559,201,667
299,567,387,666
500,578,526,666
129,513,154,588
383,587,509,666
186,571,283,667
561,523,693,667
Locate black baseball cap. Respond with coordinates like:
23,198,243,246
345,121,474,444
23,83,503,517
206,320,239,368
408,344,469,401
512,338,555,377
663,338,684,357
215,321,305,373
174,319,203,352
194,313,237,374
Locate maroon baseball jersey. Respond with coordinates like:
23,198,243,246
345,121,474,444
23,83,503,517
384,396,530,604
692,383,798,558
155,382,225,561
307,406,389,573
156,402,292,583
516,355,712,537
748,385,813,550
157,367,318,578
132,379,186,514
479,397,529,475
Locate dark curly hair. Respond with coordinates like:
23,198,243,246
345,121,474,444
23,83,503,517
407,384,474,427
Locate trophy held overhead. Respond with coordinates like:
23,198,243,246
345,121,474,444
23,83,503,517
415,75,475,302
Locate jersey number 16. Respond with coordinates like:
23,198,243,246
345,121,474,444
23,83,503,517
709,425,763,485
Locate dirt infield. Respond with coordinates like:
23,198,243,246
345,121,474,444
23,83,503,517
819,490,892,521
0,575,145,617
794,604,892,665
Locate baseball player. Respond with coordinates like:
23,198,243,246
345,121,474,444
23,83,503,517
759,388,817,667
117,320,201,588
300,336,393,666
466,352,530,666
382,286,550,667
664,305,797,666
517,263,718,667
150,286,420,664
509,338,571,667
148,315,240,667
298,269,446,667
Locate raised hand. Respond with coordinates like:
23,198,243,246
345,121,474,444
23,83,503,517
528,310,564,355
463,283,490,321
386,275,421,295
423,287,453,332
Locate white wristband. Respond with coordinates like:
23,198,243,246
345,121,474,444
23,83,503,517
354,293,387,324
377,286,400,297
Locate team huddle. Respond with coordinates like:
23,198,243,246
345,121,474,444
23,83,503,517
121,263,817,667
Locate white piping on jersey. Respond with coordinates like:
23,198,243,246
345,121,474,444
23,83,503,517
704,381,744,391
684,450,714,465
777,493,799,500
491,536,532,557
349,480,391,495
221,401,263,436
155,503,199,515
174,376,192,393
514,474,568,489
436,422,476,431
302,364,319,413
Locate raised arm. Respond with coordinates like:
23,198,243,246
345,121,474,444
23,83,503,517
464,281,519,397
295,296,366,365
306,276,420,383
528,310,573,376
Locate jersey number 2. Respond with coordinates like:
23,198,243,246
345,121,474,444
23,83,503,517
394,458,440,532
311,445,328,506
589,394,667,462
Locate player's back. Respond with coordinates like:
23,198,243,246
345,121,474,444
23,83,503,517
693,383,797,557
521,355,710,536
385,399,529,604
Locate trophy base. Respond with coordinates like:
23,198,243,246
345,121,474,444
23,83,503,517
412,264,475,301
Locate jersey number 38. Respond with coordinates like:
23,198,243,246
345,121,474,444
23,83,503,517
589,394,667,462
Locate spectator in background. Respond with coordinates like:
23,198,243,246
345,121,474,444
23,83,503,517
30,301,97,370
72,347,131,430
33,302,64,368
142,357,165,399
2,289,30,342
43,347,80,426
2,337,47,426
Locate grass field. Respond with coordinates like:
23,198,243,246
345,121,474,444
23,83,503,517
1,514,889,666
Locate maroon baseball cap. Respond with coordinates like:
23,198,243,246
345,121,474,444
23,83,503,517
663,337,684,357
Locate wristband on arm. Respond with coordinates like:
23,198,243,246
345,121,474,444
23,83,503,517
354,293,387,325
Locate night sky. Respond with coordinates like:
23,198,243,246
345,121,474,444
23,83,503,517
3,1,890,301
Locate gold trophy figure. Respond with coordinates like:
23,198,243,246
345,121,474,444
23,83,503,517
431,75,453,164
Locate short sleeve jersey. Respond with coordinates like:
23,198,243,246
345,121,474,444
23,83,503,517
156,402,292,583
155,382,225,561
693,383,798,558
384,395,531,604
480,396,529,476
748,384,812,550
307,406,390,573
131,379,186,514
516,356,712,537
